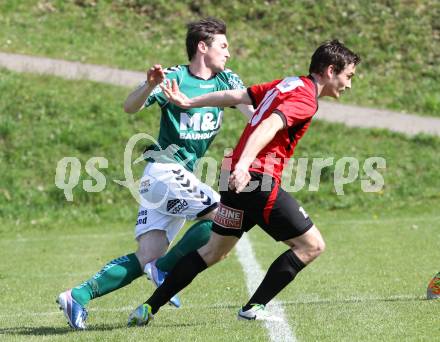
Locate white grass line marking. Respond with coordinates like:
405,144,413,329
0,231,129,243
2,215,439,243
0,294,422,319
236,234,296,342
319,215,440,227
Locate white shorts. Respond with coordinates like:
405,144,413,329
134,162,220,242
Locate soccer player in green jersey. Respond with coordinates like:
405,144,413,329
57,17,253,330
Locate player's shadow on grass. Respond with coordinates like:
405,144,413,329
0,324,125,336
0,321,215,336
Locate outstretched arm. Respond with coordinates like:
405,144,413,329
161,79,252,109
124,64,165,113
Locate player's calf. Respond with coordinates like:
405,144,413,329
198,232,239,266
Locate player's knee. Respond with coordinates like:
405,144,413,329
315,237,326,255
135,231,169,269
309,234,325,258
306,225,325,257
297,235,325,262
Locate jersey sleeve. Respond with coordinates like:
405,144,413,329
216,69,246,93
247,80,281,108
224,69,245,90
143,83,161,108
143,66,182,108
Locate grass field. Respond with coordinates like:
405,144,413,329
1,70,440,224
1,207,439,341
1,3,440,339
0,68,439,339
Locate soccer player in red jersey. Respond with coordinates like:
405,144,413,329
128,40,361,325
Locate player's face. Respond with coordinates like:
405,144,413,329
325,63,356,99
205,34,230,72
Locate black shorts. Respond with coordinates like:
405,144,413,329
212,172,314,241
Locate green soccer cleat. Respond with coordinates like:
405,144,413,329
127,303,154,327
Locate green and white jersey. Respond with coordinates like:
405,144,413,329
143,65,245,171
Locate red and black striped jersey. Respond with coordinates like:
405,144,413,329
226,75,318,182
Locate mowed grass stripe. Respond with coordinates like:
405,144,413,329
0,211,438,340
245,211,440,341
0,294,421,319
2,214,439,243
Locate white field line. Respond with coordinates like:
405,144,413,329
0,231,128,243
235,234,296,342
0,303,240,319
0,294,422,320
2,215,439,243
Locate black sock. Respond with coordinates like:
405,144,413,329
146,251,207,314
243,250,305,311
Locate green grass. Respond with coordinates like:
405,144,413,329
252,206,440,341
0,208,439,341
1,62,440,340
1,69,439,225
0,0,439,116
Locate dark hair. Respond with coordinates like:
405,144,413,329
309,39,361,75
186,17,227,61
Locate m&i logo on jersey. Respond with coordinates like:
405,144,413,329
179,111,223,140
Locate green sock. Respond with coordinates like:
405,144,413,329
71,253,142,307
156,220,212,272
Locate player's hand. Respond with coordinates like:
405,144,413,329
146,64,165,87
229,166,251,193
160,79,191,109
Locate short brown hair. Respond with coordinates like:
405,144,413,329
309,40,361,75
186,17,227,61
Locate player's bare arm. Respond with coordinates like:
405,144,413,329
161,79,252,109
124,64,165,113
161,79,254,118
230,113,284,193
